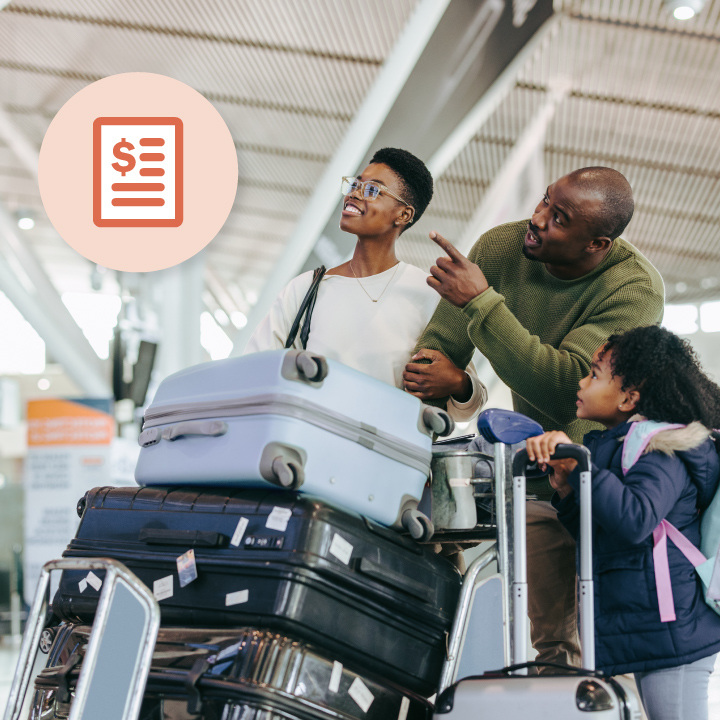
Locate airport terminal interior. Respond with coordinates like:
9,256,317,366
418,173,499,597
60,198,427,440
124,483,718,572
2,0,720,717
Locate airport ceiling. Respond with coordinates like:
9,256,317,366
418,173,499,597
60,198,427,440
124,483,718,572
1,0,720,365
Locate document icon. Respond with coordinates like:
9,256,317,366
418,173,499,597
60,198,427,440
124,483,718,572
93,117,183,227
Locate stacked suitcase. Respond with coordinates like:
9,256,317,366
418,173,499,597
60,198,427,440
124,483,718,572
32,625,435,720
38,350,463,719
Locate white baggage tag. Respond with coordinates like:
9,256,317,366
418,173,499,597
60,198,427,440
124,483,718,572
226,589,249,606
86,571,103,591
329,661,343,693
230,517,249,547
266,506,292,532
348,677,374,712
78,578,88,593
329,534,353,565
398,696,410,720
153,575,174,601
176,549,198,587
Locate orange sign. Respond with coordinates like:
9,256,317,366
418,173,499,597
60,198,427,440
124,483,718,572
27,399,115,446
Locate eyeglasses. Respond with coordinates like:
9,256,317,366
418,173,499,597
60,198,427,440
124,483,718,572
341,177,413,210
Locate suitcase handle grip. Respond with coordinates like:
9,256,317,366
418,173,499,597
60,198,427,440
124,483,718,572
139,528,229,547
161,420,228,441
512,443,591,476
357,557,433,602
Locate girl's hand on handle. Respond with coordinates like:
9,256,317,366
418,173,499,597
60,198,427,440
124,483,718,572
526,431,577,499
526,431,573,464
547,459,576,498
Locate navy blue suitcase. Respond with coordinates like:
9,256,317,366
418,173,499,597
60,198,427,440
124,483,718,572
53,486,461,695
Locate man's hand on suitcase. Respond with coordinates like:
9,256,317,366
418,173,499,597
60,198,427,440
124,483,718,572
526,431,577,499
403,349,472,402
427,232,488,306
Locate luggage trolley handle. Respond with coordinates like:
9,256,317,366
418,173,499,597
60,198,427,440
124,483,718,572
4,558,160,720
512,443,594,671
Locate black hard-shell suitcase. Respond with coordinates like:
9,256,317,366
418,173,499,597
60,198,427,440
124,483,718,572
53,486,461,695
32,624,434,720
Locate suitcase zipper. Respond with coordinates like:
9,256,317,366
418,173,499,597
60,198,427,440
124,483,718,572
142,393,431,473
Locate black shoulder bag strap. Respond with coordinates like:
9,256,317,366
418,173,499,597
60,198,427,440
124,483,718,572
284,266,326,349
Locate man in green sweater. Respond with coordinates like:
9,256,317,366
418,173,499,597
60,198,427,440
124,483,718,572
404,166,665,669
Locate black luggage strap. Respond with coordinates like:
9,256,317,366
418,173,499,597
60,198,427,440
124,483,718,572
285,266,326,349
184,657,211,715
35,652,82,704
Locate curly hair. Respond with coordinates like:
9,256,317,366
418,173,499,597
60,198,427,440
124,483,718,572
599,325,720,428
369,147,433,232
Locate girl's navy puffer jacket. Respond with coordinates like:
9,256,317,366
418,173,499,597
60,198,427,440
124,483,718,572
555,420,720,675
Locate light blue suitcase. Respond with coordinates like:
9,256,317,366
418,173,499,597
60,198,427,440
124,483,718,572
135,349,453,536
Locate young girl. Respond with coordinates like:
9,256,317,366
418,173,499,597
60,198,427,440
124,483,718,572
246,147,485,421
526,324,720,720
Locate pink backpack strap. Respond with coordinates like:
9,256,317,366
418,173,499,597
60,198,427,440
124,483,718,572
652,519,708,622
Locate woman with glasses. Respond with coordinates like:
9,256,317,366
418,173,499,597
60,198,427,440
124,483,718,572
247,147,486,421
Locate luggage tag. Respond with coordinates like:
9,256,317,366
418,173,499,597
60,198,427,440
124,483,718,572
266,506,292,532
348,677,374,712
226,589,249,606
153,575,173,601
176,549,198,587
329,533,353,565
329,661,343,693
230,517,249,547
398,696,410,720
78,571,103,594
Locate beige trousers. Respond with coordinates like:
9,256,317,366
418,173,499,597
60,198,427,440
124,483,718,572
526,499,582,669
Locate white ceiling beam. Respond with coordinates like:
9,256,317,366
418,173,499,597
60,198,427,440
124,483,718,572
231,0,451,353
0,107,40,180
456,84,568,254
427,14,562,178
0,241,110,396
0,107,111,395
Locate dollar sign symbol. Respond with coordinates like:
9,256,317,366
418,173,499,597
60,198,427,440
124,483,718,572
112,138,136,176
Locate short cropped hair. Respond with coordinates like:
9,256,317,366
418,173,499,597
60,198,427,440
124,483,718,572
567,167,634,240
370,147,433,232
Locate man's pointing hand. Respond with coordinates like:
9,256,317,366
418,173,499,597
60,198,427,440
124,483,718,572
427,231,489,307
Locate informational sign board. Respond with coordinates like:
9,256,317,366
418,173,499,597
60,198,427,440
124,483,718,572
23,398,114,603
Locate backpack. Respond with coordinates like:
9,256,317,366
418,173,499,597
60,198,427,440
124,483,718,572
622,421,720,621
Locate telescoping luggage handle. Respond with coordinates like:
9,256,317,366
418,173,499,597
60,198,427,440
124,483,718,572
513,443,594,671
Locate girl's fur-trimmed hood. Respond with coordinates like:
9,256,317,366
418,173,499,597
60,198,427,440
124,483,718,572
627,416,713,456
626,415,718,509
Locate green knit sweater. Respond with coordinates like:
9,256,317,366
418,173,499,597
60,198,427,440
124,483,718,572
416,220,665,497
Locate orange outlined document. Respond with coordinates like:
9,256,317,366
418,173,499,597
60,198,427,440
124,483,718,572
93,117,183,227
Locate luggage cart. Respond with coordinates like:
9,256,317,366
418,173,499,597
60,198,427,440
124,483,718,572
424,409,547,686
432,411,642,718
3,558,160,720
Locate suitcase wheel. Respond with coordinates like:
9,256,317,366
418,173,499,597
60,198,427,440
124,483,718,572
296,351,329,383
402,508,435,542
422,407,454,437
271,456,305,489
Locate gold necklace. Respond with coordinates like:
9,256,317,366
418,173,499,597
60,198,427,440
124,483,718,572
349,261,400,303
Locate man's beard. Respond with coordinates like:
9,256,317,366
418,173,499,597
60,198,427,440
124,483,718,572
521,245,542,262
